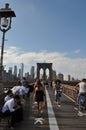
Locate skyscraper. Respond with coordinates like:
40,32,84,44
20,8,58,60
14,65,17,78
30,66,34,79
21,63,24,79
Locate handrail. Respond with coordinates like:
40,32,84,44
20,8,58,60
62,84,77,101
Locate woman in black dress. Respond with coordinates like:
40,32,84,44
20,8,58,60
34,79,45,115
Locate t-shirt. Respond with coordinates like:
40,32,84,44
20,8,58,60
2,98,15,113
79,82,86,93
56,84,60,91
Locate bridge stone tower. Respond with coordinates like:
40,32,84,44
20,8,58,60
37,63,52,80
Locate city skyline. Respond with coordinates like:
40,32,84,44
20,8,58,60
0,0,86,80
4,63,77,81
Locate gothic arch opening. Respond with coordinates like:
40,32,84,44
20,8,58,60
40,68,43,79
46,68,49,79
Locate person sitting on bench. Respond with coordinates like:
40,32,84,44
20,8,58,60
1,95,23,129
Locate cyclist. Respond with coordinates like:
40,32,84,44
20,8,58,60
76,79,86,109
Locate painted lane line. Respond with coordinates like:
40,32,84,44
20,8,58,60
45,88,59,130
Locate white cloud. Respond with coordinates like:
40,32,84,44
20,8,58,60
3,46,86,80
74,49,80,54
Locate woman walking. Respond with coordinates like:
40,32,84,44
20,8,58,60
34,79,45,116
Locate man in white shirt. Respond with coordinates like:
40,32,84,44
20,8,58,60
2,95,23,129
76,79,86,108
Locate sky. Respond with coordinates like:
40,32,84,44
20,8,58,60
0,0,86,80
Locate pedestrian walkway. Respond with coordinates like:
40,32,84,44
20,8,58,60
48,87,86,130
2,87,86,130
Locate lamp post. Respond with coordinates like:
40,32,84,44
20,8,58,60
0,3,16,94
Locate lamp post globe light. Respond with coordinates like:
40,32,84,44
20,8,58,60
0,3,16,94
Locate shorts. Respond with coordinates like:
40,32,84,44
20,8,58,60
78,92,86,98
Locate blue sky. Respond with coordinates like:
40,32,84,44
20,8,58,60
0,0,86,80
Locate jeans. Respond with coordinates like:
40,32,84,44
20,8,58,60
56,91,61,104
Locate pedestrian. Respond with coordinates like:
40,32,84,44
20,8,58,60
11,80,29,107
33,79,46,116
75,78,86,109
2,95,23,129
54,79,62,106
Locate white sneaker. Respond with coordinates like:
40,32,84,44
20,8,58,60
78,111,83,116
